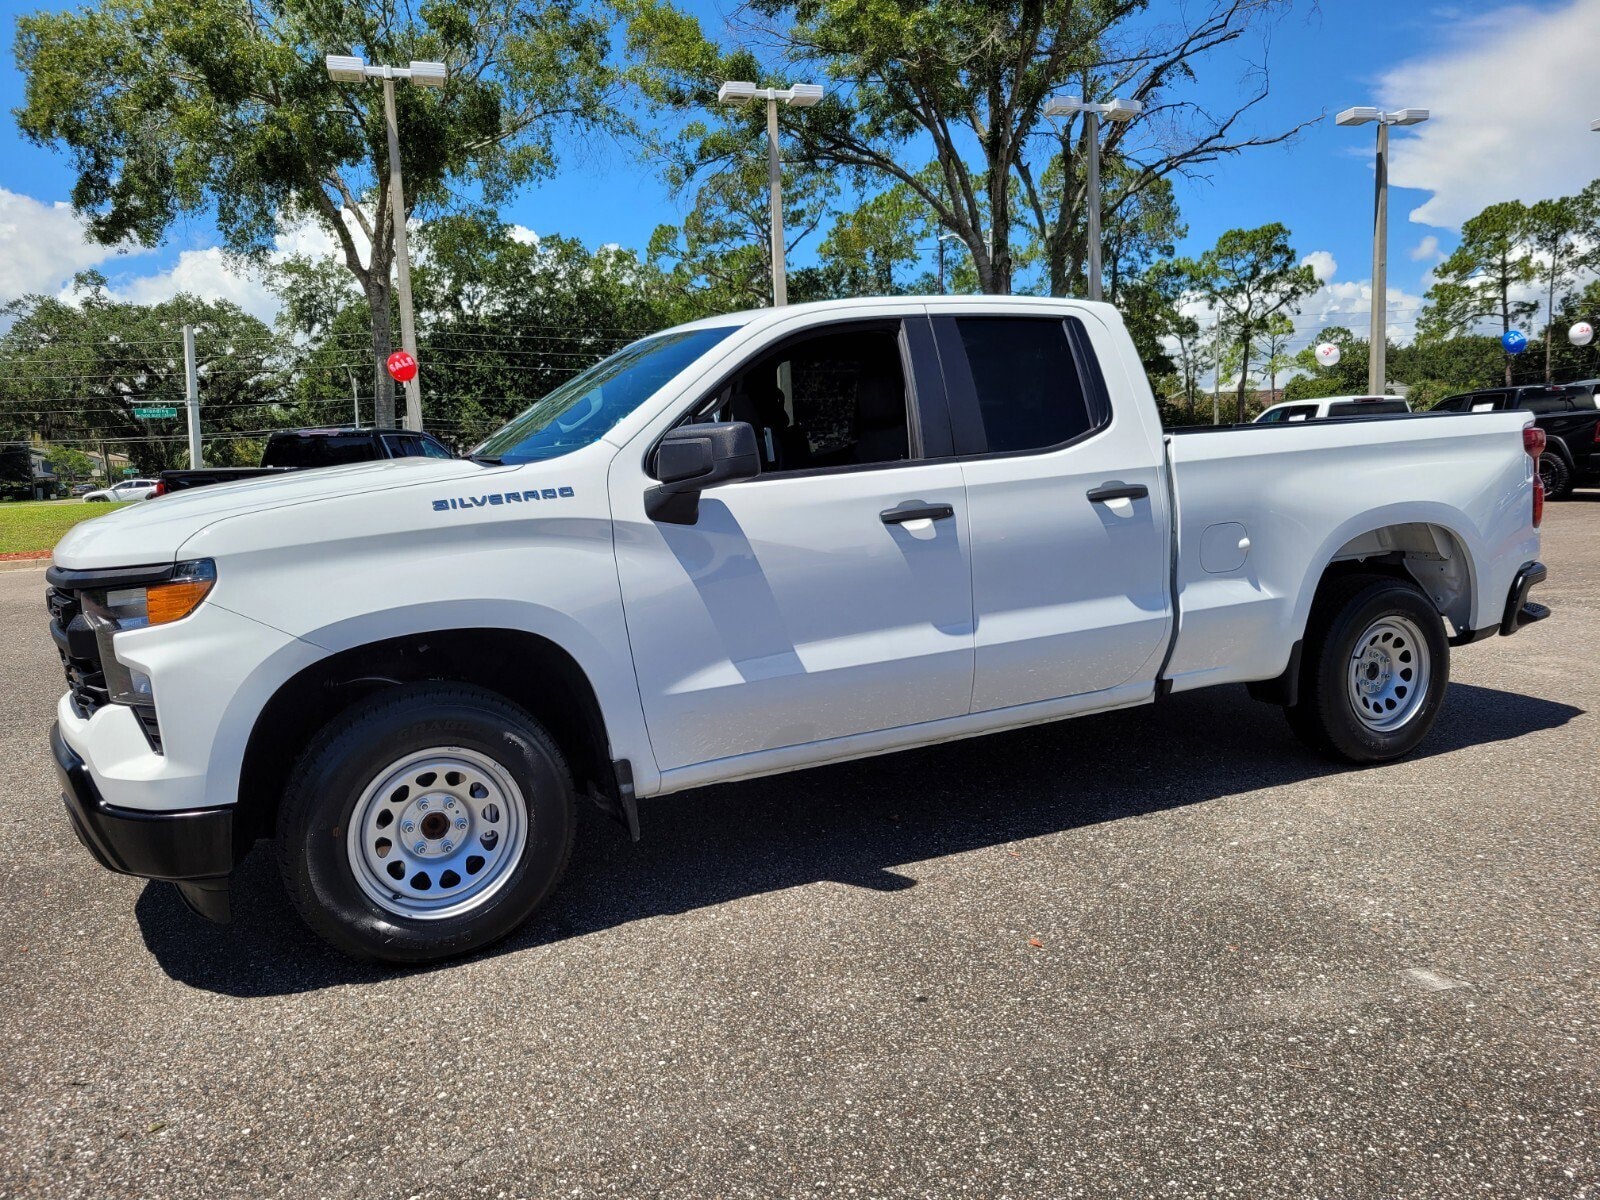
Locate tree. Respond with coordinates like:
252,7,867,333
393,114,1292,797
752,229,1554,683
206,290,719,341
0,275,286,472
647,140,837,312
16,0,622,426
1418,201,1536,385
275,214,690,447
45,445,97,484
1525,194,1589,384
1260,312,1295,396
1178,224,1317,422
625,0,1311,295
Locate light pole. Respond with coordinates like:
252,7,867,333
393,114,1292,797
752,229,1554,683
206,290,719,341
326,54,447,432
717,81,824,306
936,232,965,293
1043,96,1143,302
1336,106,1429,396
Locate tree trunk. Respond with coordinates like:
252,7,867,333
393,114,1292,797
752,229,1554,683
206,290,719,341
1234,335,1251,424
1545,272,1556,385
366,276,396,429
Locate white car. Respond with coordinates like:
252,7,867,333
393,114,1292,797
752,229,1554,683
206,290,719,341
46,296,1547,963
82,478,159,503
1254,394,1412,423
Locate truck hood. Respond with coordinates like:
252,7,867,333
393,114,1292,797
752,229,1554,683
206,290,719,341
54,456,511,569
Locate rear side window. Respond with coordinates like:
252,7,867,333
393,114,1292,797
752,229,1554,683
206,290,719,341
1327,399,1408,417
383,434,424,457
1522,392,1570,414
953,317,1096,453
263,434,375,469
1260,404,1318,423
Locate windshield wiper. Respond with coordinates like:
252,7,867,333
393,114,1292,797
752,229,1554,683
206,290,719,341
468,452,503,466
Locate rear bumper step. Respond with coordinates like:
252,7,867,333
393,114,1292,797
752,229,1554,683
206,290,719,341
1500,561,1550,637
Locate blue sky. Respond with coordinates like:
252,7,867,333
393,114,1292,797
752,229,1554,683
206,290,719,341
0,0,1597,349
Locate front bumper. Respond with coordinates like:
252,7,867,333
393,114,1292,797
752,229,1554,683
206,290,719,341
52,721,235,922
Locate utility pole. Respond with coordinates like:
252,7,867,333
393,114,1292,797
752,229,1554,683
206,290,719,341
382,75,422,431
717,81,825,306
326,54,447,431
1336,107,1429,395
182,323,203,469
348,368,362,428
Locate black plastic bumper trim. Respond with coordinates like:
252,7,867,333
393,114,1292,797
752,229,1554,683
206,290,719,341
1500,561,1550,637
46,562,180,591
52,721,235,890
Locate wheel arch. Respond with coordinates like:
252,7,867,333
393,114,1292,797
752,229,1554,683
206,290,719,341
236,627,620,844
1253,515,1480,708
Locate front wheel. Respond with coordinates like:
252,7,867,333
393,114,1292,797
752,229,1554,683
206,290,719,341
1285,576,1450,763
277,684,575,963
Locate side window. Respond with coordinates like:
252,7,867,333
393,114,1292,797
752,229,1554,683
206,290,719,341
420,437,454,459
383,434,424,457
1433,396,1467,412
1524,394,1567,414
704,326,911,473
954,317,1095,453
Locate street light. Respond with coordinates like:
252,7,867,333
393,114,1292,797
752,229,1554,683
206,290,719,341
1043,95,1143,302
325,54,448,432
1336,106,1429,396
717,80,824,306
936,232,966,293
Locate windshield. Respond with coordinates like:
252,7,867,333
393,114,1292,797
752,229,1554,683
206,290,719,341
471,326,737,463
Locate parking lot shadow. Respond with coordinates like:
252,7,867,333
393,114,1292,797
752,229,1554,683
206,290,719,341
136,680,1584,996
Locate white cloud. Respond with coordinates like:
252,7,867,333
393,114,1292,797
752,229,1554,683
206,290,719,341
1378,0,1600,229
0,188,152,303
105,247,281,323
1303,250,1337,283
1409,235,1442,262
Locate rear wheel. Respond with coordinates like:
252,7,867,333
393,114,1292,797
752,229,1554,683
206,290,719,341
277,684,575,963
1285,575,1449,763
1539,452,1574,500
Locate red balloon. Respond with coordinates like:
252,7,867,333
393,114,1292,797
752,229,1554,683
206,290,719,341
386,350,418,383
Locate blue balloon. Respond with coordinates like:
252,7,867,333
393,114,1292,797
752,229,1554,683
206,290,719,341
1502,330,1528,354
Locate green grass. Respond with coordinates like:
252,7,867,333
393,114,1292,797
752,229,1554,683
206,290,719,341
0,500,129,555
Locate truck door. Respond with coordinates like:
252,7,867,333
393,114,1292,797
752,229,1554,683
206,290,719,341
609,316,975,773
933,312,1173,711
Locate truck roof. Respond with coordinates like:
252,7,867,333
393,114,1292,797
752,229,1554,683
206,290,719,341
665,294,1124,336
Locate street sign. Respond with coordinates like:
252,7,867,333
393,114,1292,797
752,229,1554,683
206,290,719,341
132,406,178,419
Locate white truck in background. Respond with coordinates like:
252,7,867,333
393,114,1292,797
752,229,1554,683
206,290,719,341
46,296,1549,962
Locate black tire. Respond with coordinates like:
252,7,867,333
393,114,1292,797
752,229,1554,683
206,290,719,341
1285,575,1450,764
276,683,575,963
1540,452,1574,500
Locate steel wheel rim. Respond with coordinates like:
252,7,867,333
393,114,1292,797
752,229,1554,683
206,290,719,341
1347,615,1431,732
346,746,528,920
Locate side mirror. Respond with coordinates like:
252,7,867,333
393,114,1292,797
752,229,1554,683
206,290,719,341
646,421,761,524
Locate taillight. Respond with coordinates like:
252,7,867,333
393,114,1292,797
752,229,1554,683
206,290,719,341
1525,426,1545,528
150,480,167,498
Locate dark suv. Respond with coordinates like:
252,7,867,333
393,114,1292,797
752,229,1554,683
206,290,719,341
1433,382,1600,498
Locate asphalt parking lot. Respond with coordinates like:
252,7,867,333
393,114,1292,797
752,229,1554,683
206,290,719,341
2,502,1597,1200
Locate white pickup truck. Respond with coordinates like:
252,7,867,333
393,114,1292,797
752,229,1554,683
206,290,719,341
46,296,1549,962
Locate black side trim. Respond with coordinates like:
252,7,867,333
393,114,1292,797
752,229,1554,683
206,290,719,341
1448,624,1499,647
52,722,236,887
46,562,178,591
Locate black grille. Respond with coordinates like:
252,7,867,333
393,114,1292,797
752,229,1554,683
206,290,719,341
47,586,108,718
46,585,162,753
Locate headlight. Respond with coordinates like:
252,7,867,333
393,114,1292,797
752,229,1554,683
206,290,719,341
84,559,216,705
